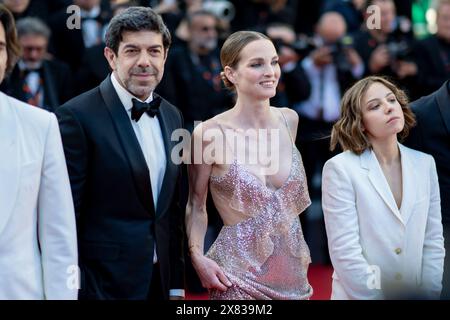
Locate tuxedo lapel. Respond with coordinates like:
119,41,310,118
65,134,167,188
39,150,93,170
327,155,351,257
436,80,450,136
99,77,155,216
360,148,404,224
155,94,178,217
0,94,21,235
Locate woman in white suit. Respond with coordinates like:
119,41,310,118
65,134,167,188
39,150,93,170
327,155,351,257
322,76,445,299
0,5,78,299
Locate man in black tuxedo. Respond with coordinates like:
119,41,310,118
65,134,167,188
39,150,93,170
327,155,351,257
56,7,185,300
48,0,110,71
1,17,73,111
405,80,450,299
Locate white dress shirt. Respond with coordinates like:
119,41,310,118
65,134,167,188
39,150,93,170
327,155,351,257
111,74,184,297
80,5,102,48
18,60,44,107
294,53,363,123
111,73,166,207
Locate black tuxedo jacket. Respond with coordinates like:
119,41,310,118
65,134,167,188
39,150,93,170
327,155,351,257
405,80,450,223
48,8,109,71
413,35,450,97
75,43,110,95
55,76,185,299
1,59,73,112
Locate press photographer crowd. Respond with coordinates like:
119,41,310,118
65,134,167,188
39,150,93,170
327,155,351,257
0,0,450,301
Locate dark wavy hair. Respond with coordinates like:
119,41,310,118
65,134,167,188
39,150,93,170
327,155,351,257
105,6,171,55
0,4,21,75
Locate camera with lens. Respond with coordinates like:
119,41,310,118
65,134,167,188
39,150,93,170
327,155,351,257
270,33,355,71
270,35,317,60
290,36,318,59
327,35,354,72
291,35,354,71
202,0,235,22
385,16,413,61
386,40,410,61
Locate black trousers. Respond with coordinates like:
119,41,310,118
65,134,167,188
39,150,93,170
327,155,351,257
147,262,163,300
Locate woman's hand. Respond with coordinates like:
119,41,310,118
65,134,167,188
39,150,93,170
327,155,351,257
191,253,232,292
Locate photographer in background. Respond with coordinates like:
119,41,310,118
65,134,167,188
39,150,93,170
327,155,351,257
293,12,363,263
323,0,366,34
265,23,311,108
159,9,232,132
0,17,73,111
353,0,418,97
172,0,232,47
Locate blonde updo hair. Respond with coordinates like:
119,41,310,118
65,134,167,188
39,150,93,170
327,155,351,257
220,30,270,90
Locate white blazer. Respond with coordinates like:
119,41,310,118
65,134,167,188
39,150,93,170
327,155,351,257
322,143,445,299
0,92,78,299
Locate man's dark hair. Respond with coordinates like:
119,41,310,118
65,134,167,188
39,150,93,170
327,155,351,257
186,9,218,28
105,6,171,54
0,4,21,75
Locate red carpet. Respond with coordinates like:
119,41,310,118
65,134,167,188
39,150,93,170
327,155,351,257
307,264,333,300
186,264,333,300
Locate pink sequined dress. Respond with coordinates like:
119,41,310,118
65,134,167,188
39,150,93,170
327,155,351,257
206,113,313,300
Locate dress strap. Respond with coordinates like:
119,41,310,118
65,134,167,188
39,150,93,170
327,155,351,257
277,108,295,144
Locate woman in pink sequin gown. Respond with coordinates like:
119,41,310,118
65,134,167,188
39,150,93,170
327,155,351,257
186,31,313,300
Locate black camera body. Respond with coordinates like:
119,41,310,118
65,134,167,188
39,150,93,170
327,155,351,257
385,17,414,61
290,37,317,58
328,36,354,73
271,35,354,72
386,41,410,60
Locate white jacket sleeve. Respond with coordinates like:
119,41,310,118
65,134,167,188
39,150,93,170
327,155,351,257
322,159,383,299
38,114,79,300
420,156,445,299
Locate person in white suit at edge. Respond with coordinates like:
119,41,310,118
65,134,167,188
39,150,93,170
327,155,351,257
0,5,78,300
322,76,445,300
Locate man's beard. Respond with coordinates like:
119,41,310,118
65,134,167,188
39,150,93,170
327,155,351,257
124,66,158,98
23,60,42,70
196,38,218,51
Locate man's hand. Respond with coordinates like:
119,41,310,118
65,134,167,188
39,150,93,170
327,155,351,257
369,45,390,73
311,46,333,67
394,60,418,79
278,45,299,66
345,47,363,68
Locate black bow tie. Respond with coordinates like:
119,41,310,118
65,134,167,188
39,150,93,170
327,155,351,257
81,15,104,24
22,66,43,76
131,96,162,121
